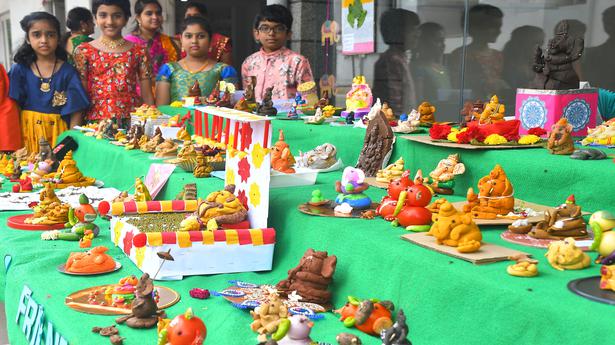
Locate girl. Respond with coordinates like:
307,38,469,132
182,1,233,65
63,7,95,64
125,0,180,77
8,12,89,153
74,0,154,122
156,16,237,105
0,63,22,152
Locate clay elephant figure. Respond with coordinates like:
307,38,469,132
321,20,340,45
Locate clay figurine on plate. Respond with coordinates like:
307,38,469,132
547,118,575,155
418,101,436,125
271,130,296,174
275,314,315,345
42,194,100,242
389,171,433,232
116,273,164,328
423,154,465,195
589,210,615,263
342,75,373,119
276,248,337,310
381,101,396,124
335,167,371,210
234,97,251,112
250,293,288,343
475,95,505,125
392,109,421,133
377,170,412,220
304,107,325,124
175,183,197,201
428,200,482,253
155,139,179,158
381,309,412,345
308,190,329,206
545,237,590,271
43,150,96,188
335,296,394,337
506,254,539,277
193,150,213,178
336,333,362,345
463,164,514,220
296,143,338,170
601,264,615,292
25,182,70,225
134,177,152,202
158,308,207,345
141,127,164,153
528,194,588,239
180,184,248,231
65,246,116,274
375,157,404,184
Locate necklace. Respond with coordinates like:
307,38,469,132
180,60,213,74
34,59,57,93
100,37,127,49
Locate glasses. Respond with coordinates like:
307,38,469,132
257,25,288,34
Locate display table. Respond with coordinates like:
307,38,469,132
1,114,613,344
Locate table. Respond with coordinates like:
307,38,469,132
1,111,613,345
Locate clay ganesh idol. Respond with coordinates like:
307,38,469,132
428,200,482,253
375,157,404,184
547,118,575,155
383,171,433,232
528,194,588,239
476,95,505,125
271,130,296,174
335,167,372,210
180,184,248,231
424,154,465,195
418,101,436,124
463,164,514,219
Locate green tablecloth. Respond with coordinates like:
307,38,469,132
1,112,614,345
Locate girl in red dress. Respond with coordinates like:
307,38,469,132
74,0,154,123
0,63,22,152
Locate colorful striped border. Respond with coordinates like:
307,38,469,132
132,228,275,248
111,200,198,215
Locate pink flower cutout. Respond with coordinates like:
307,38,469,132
240,124,253,148
238,157,251,183
237,189,249,210
123,231,134,255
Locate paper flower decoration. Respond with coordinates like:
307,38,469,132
123,230,134,255
240,124,253,149
238,157,251,183
237,189,249,210
113,221,124,246
249,182,261,207
135,246,145,268
528,127,547,136
251,142,269,169
226,168,235,186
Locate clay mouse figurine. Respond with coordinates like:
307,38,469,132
381,309,412,345
116,273,163,328
547,117,574,155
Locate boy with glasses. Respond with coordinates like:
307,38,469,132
241,5,313,102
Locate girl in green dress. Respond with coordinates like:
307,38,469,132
155,16,237,105
63,7,95,64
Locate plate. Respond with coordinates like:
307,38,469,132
7,214,67,231
403,135,544,150
568,276,615,305
57,261,122,276
298,202,379,218
500,230,592,250
65,284,180,315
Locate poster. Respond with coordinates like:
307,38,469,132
341,0,375,55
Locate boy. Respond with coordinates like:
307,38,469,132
241,4,313,102
373,9,420,115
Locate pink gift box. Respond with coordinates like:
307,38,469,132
515,88,598,136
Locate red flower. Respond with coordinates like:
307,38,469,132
123,231,134,254
238,157,251,183
429,124,452,139
528,127,547,136
237,189,249,210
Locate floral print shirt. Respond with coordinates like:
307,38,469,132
241,47,313,102
74,42,152,120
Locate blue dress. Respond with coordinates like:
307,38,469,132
8,62,89,122
8,62,89,152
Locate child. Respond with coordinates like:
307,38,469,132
8,12,89,153
63,7,95,64
74,0,154,122
125,0,180,77
241,4,313,102
0,63,22,152
156,16,237,105
182,1,232,65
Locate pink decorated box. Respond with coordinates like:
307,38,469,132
515,88,598,136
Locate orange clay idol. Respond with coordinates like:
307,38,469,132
271,130,296,174
428,200,482,253
65,246,116,274
463,164,514,219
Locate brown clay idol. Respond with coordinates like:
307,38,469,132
547,118,575,155
355,106,394,177
115,273,164,328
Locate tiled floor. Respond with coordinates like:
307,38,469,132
0,302,7,344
